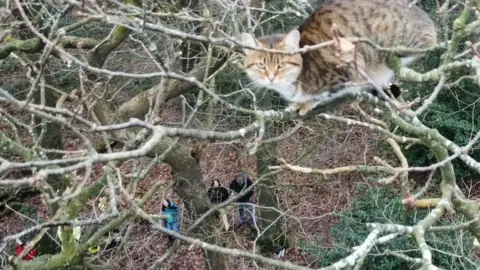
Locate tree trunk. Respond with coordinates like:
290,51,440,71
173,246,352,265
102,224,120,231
130,134,229,269
33,77,67,192
27,68,66,255
255,93,289,254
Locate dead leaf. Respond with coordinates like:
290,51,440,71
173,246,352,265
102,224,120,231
334,37,356,63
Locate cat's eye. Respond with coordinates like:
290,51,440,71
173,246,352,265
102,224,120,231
256,62,265,69
278,62,285,68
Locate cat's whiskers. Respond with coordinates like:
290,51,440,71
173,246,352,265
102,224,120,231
283,82,299,98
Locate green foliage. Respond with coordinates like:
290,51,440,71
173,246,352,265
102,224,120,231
400,49,480,179
397,0,480,179
305,185,479,269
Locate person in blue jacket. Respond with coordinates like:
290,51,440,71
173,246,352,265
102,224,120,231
161,199,179,243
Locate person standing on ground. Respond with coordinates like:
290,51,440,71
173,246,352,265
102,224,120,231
208,180,230,231
161,199,180,243
229,172,256,229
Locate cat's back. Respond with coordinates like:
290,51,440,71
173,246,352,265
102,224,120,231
299,0,437,49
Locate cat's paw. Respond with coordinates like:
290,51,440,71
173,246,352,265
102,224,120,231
285,106,294,112
298,102,314,116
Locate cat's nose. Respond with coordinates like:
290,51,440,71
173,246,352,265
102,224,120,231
267,75,275,82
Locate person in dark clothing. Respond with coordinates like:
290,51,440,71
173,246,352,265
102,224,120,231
208,180,231,231
208,180,229,204
229,172,256,228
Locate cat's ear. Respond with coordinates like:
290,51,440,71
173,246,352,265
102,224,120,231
282,29,300,51
240,33,259,55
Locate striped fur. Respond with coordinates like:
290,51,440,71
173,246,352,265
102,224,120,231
241,0,437,115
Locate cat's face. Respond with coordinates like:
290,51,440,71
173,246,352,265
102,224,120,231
241,30,303,100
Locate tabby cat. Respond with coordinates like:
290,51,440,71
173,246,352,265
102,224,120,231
241,0,437,115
